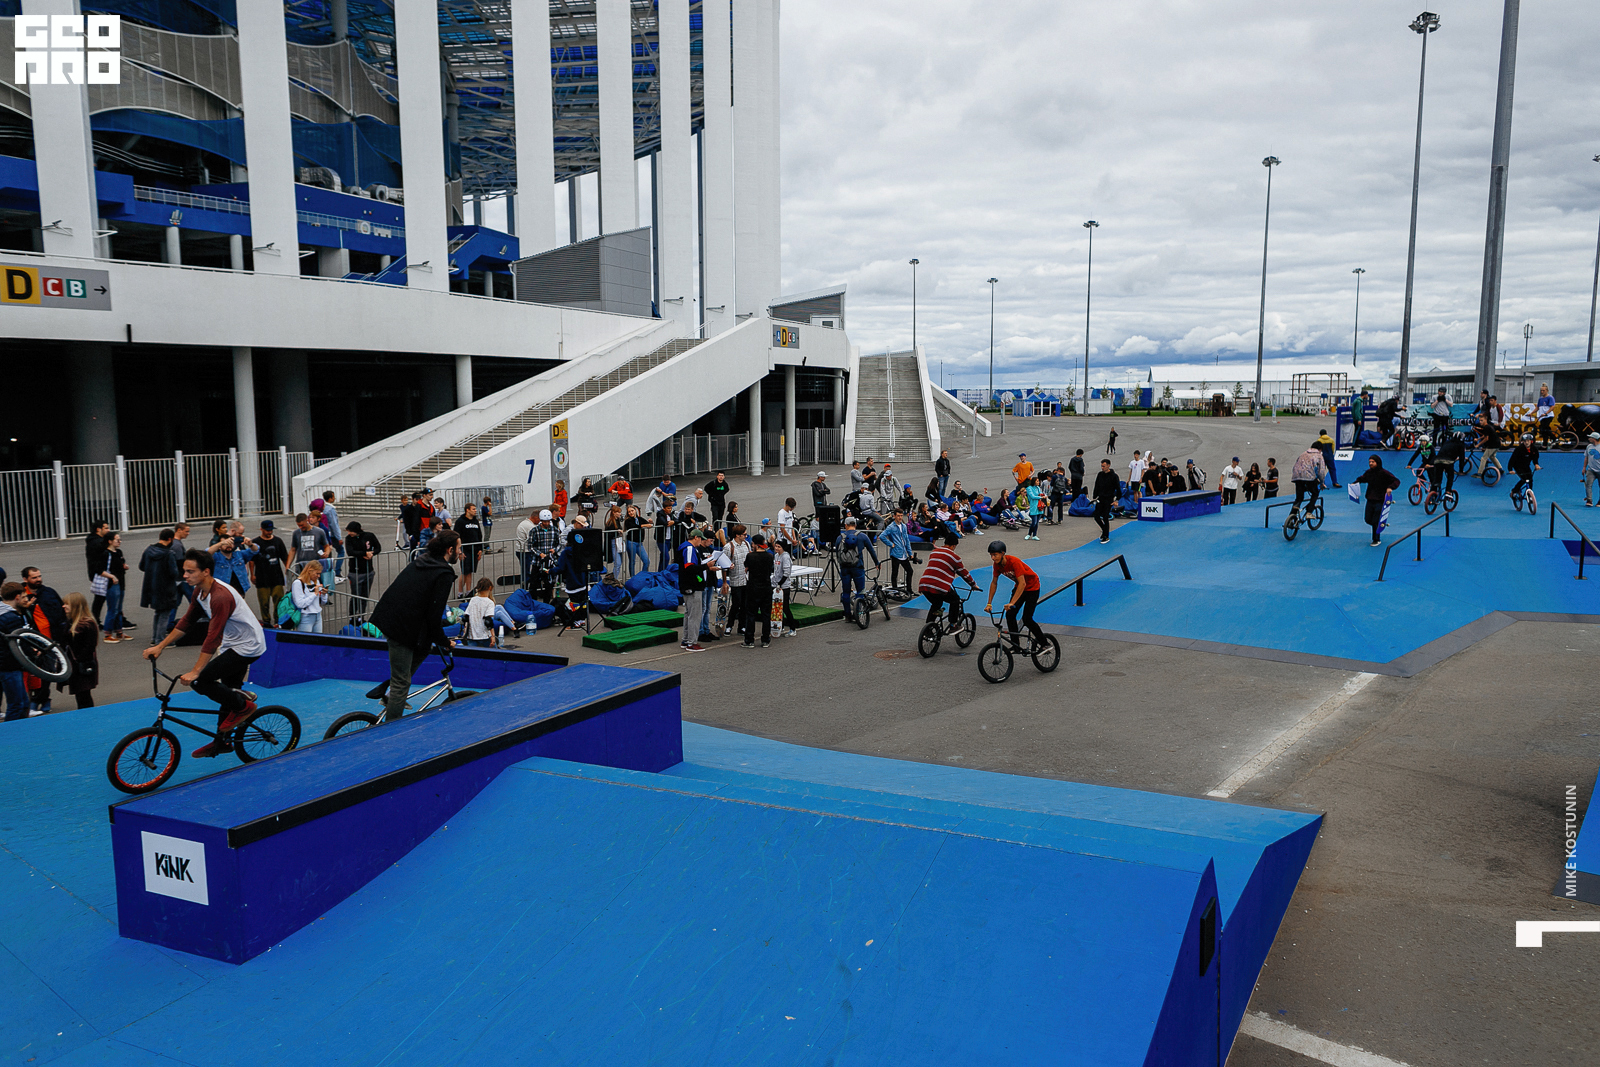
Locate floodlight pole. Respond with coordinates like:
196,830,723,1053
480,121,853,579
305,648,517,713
909,258,919,352
987,277,998,404
1588,155,1600,362
1351,268,1365,366
1473,0,1522,399
1399,12,1439,405
1253,157,1280,423
1082,221,1098,410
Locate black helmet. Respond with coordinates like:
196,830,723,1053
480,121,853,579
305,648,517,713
987,540,1008,555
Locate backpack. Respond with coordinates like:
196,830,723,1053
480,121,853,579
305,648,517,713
277,591,301,627
839,534,861,568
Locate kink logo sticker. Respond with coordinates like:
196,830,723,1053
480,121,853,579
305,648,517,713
142,831,209,905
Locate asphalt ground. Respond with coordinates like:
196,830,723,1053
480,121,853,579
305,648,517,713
4,411,1597,1065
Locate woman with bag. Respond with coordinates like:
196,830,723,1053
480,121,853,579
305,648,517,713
290,561,329,633
93,533,129,642
58,592,100,709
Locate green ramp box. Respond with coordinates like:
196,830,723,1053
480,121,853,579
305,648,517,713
584,625,680,653
604,610,685,630
789,603,843,627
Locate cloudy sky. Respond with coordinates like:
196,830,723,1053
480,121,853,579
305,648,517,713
776,0,1600,391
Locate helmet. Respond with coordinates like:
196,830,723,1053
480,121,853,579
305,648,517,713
1522,433,1534,441
987,540,1008,555
538,509,553,520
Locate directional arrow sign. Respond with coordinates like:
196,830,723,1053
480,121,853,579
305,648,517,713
0,263,112,310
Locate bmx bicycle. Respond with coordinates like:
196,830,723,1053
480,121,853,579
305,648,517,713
1423,479,1459,515
106,662,301,794
849,567,897,629
322,645,478,739
916,588,979,657
1282,497,1324,542
1510,479,1538,515
977,608,1061,683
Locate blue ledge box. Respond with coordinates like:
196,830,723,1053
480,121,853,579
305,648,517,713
108,663,682,964
1139,489,1223,521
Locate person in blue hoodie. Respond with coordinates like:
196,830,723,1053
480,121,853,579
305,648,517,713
881,510,914,595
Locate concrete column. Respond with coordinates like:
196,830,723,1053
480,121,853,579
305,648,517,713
480,271,494,297
784,364,798,465
231,347,258,452
832,370,844,427
318,246,350,277
568,178,581,243
69,344,119,463
22,0,99,259
271,350,314,453
512,0,558,253
237,0,301,274
504,189,516,235
596,0,636,233
455,354,474,406
700,0,735,336
748,380,764,476
331,0,348,39
96,217,110,258
733,0,781,317
395,0,449,291
229,233,244,270
657,0,695,331
164,225,182,265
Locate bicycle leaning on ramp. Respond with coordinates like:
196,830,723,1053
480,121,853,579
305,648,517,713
322,645,478,739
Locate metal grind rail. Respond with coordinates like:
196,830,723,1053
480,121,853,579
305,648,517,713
1037,555,1132,608
1548,502,1599,580
1375,512,1451,582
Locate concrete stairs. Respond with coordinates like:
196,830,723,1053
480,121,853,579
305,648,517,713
852,353,930,462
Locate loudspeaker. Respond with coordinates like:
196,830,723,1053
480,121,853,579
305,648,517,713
815,504,842,543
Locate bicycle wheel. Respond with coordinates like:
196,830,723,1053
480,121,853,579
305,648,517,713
1557,431,1580,451
1283,514,1298,542
977,642,1013,684
854,599,871,630
1407,483,1423,506
1032,634,1061,673
955,614,978,648
1512,488,1524,512
1481,464,1501,488
1442,489,1459,512
1527,489,1537,516
917,622,942,658
107,727,181,794
443,688,479,703
8,631,73,683
1307,504,1324,531
1424,491,1439,515
323,710,380,740
233,706,300,762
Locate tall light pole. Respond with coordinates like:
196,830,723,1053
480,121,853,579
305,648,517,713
1083,220,1098,406
1473,0,1522,399
987,277,998,404
909,258,920,351
1351,268,1366,366
1588,155,1600,362
1398,12,1440,405
1253,157,1280,423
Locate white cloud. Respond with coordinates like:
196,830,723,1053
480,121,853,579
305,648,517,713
779,0,1600,389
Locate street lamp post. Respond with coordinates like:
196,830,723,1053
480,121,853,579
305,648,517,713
987,277,998,406
1522,322,1532,401
1082,221,1099,411
1351,268,1366,366
1399,11,1440,405
909,258,920,352
1253,157,1281,423
1588,155,1600,362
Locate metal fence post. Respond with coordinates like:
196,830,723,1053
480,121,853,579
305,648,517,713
174,451,187,524
279,446,291,515
228,448,241,519
114,455,131,532
51,461,67,540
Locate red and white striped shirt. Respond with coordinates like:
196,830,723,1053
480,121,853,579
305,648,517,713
917,546,973,595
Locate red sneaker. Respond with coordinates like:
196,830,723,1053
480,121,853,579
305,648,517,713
191,739,234,759
217,702,256,737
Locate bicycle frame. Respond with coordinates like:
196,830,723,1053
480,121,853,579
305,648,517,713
148,664,227,740
985,608,1043,655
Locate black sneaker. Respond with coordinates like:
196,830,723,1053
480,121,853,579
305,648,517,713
761,640,771,648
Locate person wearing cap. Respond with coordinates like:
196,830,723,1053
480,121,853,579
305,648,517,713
1219,457,1244,505
1012,453,1034,488
251,520,289,628
677,528,711,651
1585,433,1600,506
811,471,830,513
833,515,879,616
344,520,381,626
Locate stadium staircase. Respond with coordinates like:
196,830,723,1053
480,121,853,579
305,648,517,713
851,352,932,462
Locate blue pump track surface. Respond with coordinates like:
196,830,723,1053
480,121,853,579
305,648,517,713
912,451,1600,674
0,688,1319,1065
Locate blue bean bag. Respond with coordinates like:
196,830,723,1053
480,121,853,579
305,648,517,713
1068,494,1097,517
590,583,632,615
528,600,556,630
502,587,541,624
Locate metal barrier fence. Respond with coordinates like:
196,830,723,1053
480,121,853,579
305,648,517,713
0,449,315,544
624,432,752,483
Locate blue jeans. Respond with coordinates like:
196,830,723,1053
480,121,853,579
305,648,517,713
295,613,322,633
626,540,649,576
330,542,346,578
700,587,714,636
493,604,520,631
2,670,29,721
938,475,949,497
105,581,126,632
840,565,865,611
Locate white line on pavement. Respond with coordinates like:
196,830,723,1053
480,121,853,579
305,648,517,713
1206,672,1378,798
1515,920,1600,947
1238,1012,1412,1067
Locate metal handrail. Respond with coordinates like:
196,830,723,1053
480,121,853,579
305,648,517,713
1038,554,1132,607
1547,502,1597,580
1376,511,1451,581
1264,499,1305,528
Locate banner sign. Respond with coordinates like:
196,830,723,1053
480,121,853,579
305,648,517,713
1,262,112,310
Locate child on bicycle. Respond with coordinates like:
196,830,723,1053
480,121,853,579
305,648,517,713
1510,434,1541,505
918,529,977,630
985,540,1046,646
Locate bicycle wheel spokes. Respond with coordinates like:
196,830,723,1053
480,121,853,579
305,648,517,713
1283,514,1299,542
107,727,180,794
955,614,977,648
234,707,301,763
1033,634,1061,673
917,622,942,658
1527,490,1537,515
978,642,1013,683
